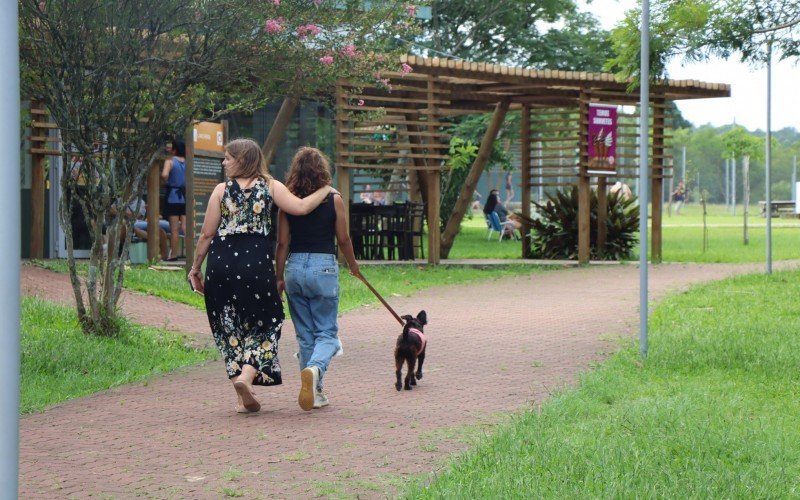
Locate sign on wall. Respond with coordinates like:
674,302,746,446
587,104,617,172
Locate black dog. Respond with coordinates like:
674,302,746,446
395,310,427,391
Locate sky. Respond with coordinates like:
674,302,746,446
579,0,800,132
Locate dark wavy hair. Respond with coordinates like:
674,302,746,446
285,147,332,197
483,189,500,215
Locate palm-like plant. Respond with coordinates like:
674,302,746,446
523,186,639,260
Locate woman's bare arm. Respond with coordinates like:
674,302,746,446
270,179,334,216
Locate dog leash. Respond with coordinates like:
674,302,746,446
356,273,405,326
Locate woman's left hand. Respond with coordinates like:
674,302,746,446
188,268,204,295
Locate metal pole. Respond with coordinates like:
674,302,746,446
725,159,730,209
766,40,773,274
638,0,650,358
732,156,737,215
0,0,21,496
681,145,686,183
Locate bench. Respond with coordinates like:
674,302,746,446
759,200,798,218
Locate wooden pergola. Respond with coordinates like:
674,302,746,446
335,55,730,264
26,56,729,265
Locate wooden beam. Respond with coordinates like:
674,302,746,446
426,77,441,264
578,93,591,264
597,177,608,250
262,97,299,169
335,87,350,263
146,161,161,261
184,123,196,271
651,96,666,263
440,99,510,259
30,105,46,259
521,104,532,258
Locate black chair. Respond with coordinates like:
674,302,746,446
403,202,425,260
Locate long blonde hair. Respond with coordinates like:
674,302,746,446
225,138,270,180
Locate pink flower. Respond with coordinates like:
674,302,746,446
272,0,280,4
314,0,322,5
297,24,322,39
319,55,334,65
340,44,357,58
405,4,417,16
378,78,392,91
357,99,365,106
264,17,284,34
400,63,413,75
37,0,45,11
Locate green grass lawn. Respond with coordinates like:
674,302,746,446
21,297,216,414
32,260,539,313
407,269,800,497
452,204,800,263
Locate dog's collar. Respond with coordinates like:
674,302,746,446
408,327,423,336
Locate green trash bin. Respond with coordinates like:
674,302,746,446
129,241,147,264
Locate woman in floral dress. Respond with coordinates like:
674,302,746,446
187,139,335,414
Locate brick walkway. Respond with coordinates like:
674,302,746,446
18,262,797,498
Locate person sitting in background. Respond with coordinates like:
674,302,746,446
483,189,521,239
610,181,633,200
372,190,386,206
359,184,374,204
132,219,171,261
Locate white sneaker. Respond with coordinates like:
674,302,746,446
313,390,329,409
299,367,319,411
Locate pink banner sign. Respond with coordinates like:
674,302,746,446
588,104,617,171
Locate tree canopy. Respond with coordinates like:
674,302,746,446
20,0,417,335
418,0,613,71
605,0,800,85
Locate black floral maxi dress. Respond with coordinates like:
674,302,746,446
204,178,284,386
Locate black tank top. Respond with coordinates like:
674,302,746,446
286,194,337,254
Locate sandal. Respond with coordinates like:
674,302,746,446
233,381,261,412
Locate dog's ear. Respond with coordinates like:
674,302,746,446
401,315,413,323
417,310,427,325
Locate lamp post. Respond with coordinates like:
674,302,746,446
0,0,21,496
638,0,650,358
765,39,773,274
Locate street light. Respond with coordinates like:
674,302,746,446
639,0,650,357
0,0,21,496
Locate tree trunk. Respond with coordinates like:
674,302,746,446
743,155,750,245
440,100,509,259
262,97,299,169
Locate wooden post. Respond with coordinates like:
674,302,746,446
651,96,665,263
578,94,591,264
597,177,608,251
146,160,161,261
425,77,440,264
29,101,46,259
427,171,441,264
262,97,299,169
521,104,531,258
334,87,349,263
184,124,195,271
440,99,510,258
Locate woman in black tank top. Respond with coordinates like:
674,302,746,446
275,147,362,411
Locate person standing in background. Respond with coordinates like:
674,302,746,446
504,170,515,205
162,140,186,260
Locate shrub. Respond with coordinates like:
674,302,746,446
526,186,639,260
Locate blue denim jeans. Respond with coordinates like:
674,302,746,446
285,253,340,390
